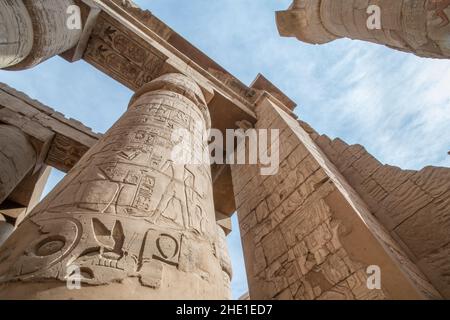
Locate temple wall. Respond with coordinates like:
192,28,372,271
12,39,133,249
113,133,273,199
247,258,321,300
276,0,450,59
305,129,450,298
231,96,442,300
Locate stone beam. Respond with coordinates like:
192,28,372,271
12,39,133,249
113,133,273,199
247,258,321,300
0,83,100,173
0,83,100,245
231,94,442,299
250,74,297,111
276,0,450,59
7,166,51,211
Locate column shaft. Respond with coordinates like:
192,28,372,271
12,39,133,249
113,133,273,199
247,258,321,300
0,0,82,70
0,125,37,204
0,215,14,247
0,73,231,299
0,1,33,69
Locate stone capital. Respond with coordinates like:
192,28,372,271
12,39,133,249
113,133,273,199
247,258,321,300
130,73,211,130
276,0,338,44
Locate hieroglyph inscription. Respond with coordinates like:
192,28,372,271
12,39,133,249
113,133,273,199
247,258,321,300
84,15,167,90
0,75,226,294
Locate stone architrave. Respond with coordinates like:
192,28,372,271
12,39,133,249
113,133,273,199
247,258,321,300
276,0,450,59
0,0,82,70
0,73,231,300
0,125,37,204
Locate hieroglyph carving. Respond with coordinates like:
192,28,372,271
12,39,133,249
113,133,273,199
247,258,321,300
277,0,450,59
0,74,230,299
84,15,168,90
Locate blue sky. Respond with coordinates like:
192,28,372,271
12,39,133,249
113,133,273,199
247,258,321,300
1,0,449,299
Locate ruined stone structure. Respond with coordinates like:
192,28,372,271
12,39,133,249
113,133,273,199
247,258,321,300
277,0,450,59
0,0,448,300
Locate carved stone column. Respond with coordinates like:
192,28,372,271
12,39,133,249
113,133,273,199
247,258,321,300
276,0,450,59
0,125,37,204
0,73,231,300
0,0,82,70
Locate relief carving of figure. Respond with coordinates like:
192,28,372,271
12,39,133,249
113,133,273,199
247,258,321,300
151,161,189,228
184,168,207,235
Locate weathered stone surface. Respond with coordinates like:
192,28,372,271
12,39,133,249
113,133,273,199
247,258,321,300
0,0,447,301
0,125,37,204
0,83,100,172
417,243,450,298
0,74,230,299
0,222,14,247
314,132,450,299
0,0,33,68
395,202,450,258
2,0,82,70
277,0,450,59
232,96,442,300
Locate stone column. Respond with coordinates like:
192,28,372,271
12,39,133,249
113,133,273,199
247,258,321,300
276,0,450,59
231,96,442,300
0,0,82,70
0,125,37,204
0,73,231,300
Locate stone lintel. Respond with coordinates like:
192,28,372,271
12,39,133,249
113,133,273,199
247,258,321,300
0,82,238,223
